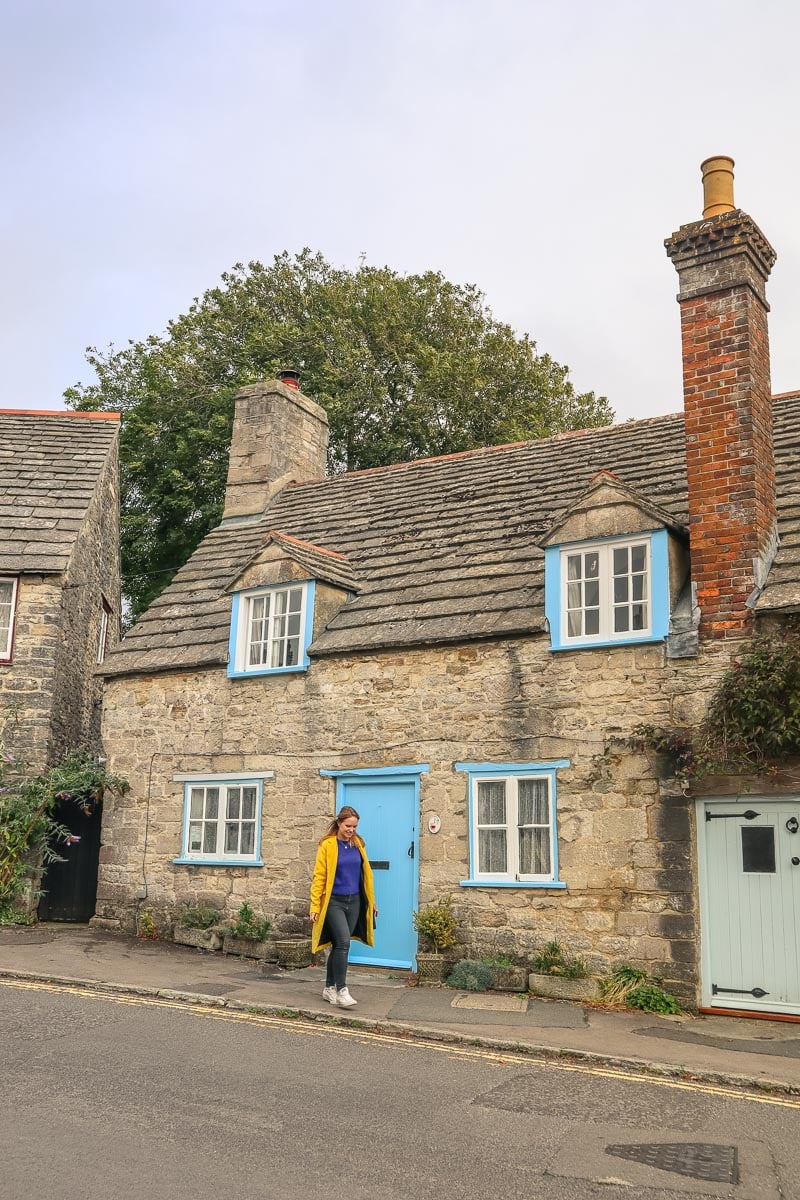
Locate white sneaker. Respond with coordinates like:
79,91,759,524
322,986,338,1006
337,987,357,1008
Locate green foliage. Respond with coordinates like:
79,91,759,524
531,939,588,979
0,713,129,914
65,251,612,617
226,901,272,942
137,909,158,939
176,901,220,930
412,897,458,953
600,965,681,1014
627,630,800,784
447,959,495,991
704,630,800,772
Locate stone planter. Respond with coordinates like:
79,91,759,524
222,934,278,961
173,923,223,952
415,952,451,985
492,965,529,992
273,936,313,969
527,972,601,1003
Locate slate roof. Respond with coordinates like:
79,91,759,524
102,395,800,679
0,410,120,574
226,531,360,595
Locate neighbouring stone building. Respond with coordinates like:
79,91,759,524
97,159,800,1015
0,408,121,917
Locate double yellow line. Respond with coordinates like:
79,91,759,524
4,976,799,1109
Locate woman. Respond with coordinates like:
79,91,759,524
309,806,378,1008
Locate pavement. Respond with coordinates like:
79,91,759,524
2,922,800,1097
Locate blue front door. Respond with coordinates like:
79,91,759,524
328,770,423,968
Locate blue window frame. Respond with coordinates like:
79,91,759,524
173,772,272,866
456,761,569,889
228,581,315,677
545,529,669,650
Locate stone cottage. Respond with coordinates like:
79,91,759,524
0,408,121,918
97,159,800,1015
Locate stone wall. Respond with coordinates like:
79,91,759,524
0,439,120,771
98,632,739,1001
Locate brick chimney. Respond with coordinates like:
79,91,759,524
665,157,778,636
221,378,329,522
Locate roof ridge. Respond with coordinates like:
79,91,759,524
0,409,120,420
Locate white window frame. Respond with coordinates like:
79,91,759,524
0,576,19,662
228,581,314,677
457,761,568,889
561,536,652,644
173,772,273,867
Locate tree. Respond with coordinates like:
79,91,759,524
66,251,612,617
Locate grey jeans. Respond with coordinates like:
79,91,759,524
323,893,360,990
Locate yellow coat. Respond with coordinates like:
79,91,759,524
309,834,376,954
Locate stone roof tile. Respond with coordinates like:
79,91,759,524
0,410,119,574
102,398,800,677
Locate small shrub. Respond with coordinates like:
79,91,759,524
176,901,220,931
447,959,495,992
226,901,271,942
600,965,681,1014
412,897,457,954
138,909,158,939
531,939,588,979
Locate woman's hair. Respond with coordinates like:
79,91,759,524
321,805,360,841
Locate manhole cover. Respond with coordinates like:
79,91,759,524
452,993,529,1012
606,1142,739,1184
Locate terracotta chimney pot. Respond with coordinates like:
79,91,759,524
701,155,735,217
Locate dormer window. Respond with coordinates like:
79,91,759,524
545,530,669,650
228,581,315,677
564,537,650,641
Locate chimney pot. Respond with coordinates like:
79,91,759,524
278,370,300,391
701,155,735,217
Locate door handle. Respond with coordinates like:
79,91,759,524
792,857,800,866
408,841,415,859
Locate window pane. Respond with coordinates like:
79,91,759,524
519,827,551,875
477,780,506,825
614,606,630,632
188,823,202,852
585,609,600,635
224,823,239,854
567,582,582,609
285,636,299,666
205,788,219,820
742,827,776,873
584,580,599,609
202,824,216,854
632,574,644,601
567,555,582,581
632,603,646,630
518,778,549,824
241,823,255,855
189,789,204,819
287,614,301,637
479,828,507,873
613,546,628,574
567,610,582,637
631,545,647,573
242,788,257,820
226,788,241,819
585,552,599,577
614,576,629,603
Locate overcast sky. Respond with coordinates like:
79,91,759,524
2,0,799,425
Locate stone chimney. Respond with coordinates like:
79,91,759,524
665,157,778,636
221,378,329,522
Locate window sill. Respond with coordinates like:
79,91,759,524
550,633,663,651
227,664,308,678
460,879,567,889
173,857,264,868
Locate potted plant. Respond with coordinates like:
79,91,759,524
173,901,223,951
413,897,458,984
221,901,276,960
528,939,600,1002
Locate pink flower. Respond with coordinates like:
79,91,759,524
64,834,82,845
